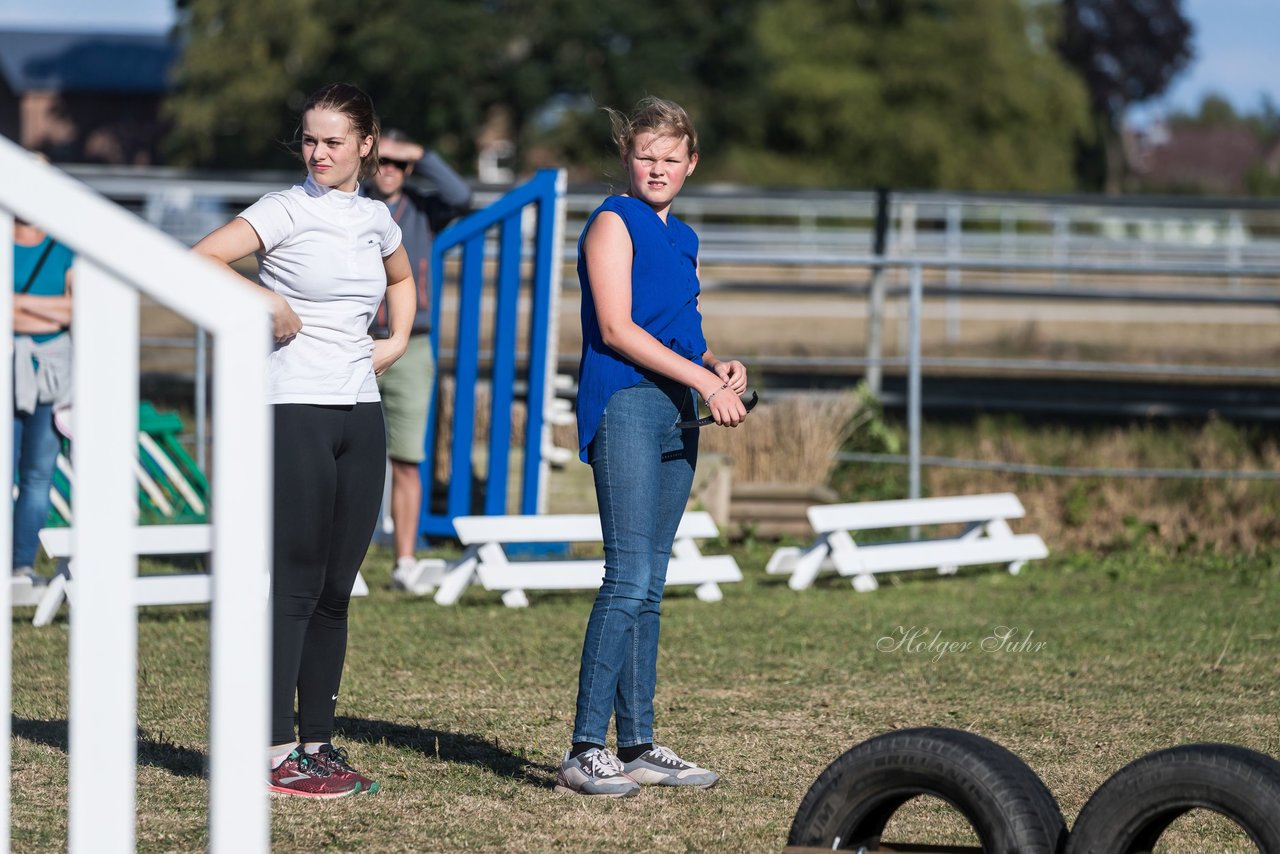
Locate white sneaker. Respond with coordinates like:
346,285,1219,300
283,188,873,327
621,745,719,788
390,557,419,591
554,747,640,797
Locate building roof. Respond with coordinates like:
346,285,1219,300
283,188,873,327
1130,125,1266,194
0,29,177,94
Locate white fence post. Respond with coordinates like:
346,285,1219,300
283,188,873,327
908,263,923,507
69,260,140,853
208,316,271,853
945,202,961,342
2,137,273,853
536,170,568,514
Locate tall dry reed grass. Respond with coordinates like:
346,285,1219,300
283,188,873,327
434,380,876,488
435,377,1278,555
698,392,870,484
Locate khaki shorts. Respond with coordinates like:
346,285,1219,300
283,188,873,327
377,334,435,463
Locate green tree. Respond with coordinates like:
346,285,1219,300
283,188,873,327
164,0,512,169
727,0,1090,190
511,0,766,177
164,0,761,176
1057,0,1193,192
163,0,333,167
1170,92,1280,141
165,0,1090,191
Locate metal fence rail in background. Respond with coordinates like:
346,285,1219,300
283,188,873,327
836,452,1280,482
857,255,1280,500
58,165,1280,496
60,165,1280,270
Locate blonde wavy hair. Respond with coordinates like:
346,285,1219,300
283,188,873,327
607,96,699,159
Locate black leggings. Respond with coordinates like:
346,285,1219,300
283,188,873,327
271,402,386,745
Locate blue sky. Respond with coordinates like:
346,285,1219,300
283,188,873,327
0,0,174,32
0,0,1275,118
1144,0,1280,116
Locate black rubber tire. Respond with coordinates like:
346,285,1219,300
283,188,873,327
786,727,1067,852
1066,743,1280,853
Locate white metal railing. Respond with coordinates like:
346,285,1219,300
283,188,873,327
2,139,272,852
59,165,1280,269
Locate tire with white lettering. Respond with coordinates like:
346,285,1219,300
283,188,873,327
786,727,1067,852
1065,743,1280,853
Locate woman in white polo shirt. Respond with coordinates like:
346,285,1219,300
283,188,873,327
195,83,414,799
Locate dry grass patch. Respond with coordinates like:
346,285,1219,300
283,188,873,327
835,414,1280,554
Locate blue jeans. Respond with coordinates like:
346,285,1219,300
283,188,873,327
572,379,697,747
13,403,62,568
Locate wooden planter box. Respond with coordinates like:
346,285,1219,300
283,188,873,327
729,482,838,539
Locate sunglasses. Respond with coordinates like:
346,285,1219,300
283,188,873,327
378,157,410,170
676,390,759,429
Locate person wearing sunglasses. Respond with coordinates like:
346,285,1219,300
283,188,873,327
557,97,749,798
364,128,472,592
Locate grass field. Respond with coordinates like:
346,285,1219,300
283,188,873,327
10,541,1280,851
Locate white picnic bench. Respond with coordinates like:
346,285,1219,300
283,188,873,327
23,524,368,626
766,493,1047,592
432,511,741,608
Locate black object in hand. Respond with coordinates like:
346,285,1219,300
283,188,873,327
676,390,758,429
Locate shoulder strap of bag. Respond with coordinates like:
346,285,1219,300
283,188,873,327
18,239,57,294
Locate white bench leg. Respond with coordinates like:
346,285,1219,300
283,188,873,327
851,574,879,592
1007,559,1026,576
766,546,800,575
397,558,447,597
939,521,986,575
417,558,446,588
694,581,723,603
788,541,831,591
33,569,71,627
350,571,369,597
433,550,479,606
501,589,529,608
11,577,45,609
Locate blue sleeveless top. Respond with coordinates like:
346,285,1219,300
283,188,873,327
576,195,708,461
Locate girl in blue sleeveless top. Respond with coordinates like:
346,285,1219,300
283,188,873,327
556,98,749,798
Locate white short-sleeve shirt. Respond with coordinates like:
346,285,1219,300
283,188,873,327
238,177,402,405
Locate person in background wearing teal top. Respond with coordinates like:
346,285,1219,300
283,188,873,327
556,98,749,798
11,213,74,583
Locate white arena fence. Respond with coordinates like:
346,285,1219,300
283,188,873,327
60,165,1280,271
0,138,272,853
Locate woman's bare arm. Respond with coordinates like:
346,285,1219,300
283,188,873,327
586,212,746,425
193,218,301,343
